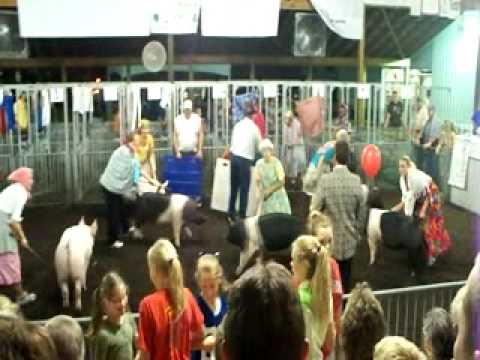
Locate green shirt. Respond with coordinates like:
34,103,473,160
92,314,137,360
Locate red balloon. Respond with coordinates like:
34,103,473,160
361,144,382,178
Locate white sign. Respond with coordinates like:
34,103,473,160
18,0,150,37
312,84,326,97
357,85,370,99
311,0,364,40
103,86,118,102
449,137,471,189
73,87,93,113
150,0,200,34
147,86,162,100
49,88,64,103
212,84,228,100
422,0,440,15
202,0,281,37
263,84,278,98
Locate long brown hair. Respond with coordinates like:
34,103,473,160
87,272,127,337
292,235,332,344
148,239,185,319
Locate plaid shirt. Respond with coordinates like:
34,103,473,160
312,165,364,260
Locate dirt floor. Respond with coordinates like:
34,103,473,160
3,188,475,321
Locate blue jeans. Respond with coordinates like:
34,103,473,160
424,149,439,185
228,155,253,218
413,143,425,171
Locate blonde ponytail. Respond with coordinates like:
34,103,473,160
148,239,185,319
292,236,332,344
311,246,332,344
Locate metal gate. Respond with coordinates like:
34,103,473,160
0,80,415,205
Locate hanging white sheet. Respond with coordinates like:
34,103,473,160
210,158,260,217
73,87,93,114
18,0,150,37
150,0,200,34
201,0,281,37
449,136,471,189
311,0,364,40
49,88,64,103
103,86,118,102
41,90,51,127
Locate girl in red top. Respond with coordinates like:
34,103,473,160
136,239,215,360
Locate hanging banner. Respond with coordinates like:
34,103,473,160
311,0,364,40
201,0,281,37
73,87,93,113
212,84,228,99
49,88,64,103
103,86,118,102
147,86,162,100
150,0,200,34
312,84,326,97
18,0,150,37
357,84,370,99
263,84,278,98
422,0,440,15
449,136,471,189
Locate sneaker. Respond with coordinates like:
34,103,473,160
111,240,124,249
17,292,37,306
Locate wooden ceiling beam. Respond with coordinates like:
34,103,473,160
0,0,16,8
281,0,313,11
0,55,394,69
2,0,314,11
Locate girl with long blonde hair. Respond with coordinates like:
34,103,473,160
193,253,229,360
291,235,334,360
136,239,214,360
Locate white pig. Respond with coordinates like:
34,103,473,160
54,217,97,310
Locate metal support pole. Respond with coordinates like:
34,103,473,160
168,35,175,82
358,5,367,128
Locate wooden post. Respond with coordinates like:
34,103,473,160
475,36,480,110
61,66,68,82
167,35,174,82
358,5,367,127
249,62,255,80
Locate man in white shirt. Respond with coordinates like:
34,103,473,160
228,102,261,220
173,99,204,159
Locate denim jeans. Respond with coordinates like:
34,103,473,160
424,149,439,185
228,155,253,218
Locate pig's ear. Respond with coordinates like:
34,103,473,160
79,217,85,225
90,219,98,238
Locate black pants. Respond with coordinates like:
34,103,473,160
102,187,130,245
228,155,253,219
337,257,353,294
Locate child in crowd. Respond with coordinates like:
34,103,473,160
192,253,229,360
88,272,137,360
306,211,344,358
136,239,215,360
291,235,335,360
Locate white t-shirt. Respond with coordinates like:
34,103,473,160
230,117,261,161
174,113,202,152
0,183,29,222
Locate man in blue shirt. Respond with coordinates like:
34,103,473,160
472,107,480,135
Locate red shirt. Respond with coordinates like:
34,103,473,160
252,110,266,139
138,288,204,360
323,258,344,358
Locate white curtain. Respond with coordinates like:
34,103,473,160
201,0,281,37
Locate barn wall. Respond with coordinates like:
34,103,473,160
412,11,480,130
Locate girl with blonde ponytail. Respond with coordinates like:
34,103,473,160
136,239,215,360
291,235,334,360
